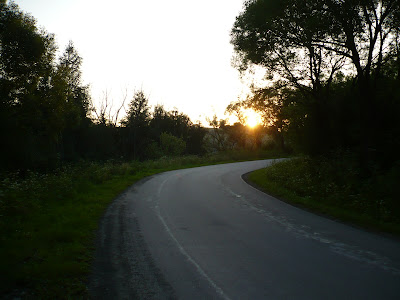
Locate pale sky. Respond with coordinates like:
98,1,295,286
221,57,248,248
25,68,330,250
14,0,250,124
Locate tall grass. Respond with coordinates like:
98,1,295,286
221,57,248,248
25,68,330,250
0,162,136,298
249,154,400,235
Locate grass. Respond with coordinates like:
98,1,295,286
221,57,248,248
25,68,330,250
0,150,282,298
248,155,400,236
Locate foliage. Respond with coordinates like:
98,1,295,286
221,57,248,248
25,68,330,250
230,0,400,170
205,114,286,154
0,2,91,171
232,0,400,87
227,84,288,151
55,41,91,131
249,155,400,234
122,90,151,128
160,132,186,156
0,2,208,170
121,90,152,159
150,105,191,139
205,115,232,151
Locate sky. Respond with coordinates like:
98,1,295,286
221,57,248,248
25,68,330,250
14,0,252,124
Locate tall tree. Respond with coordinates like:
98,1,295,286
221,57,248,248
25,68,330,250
231,0,345,154
0,1,59,169
231,0,400,162
56,41,90,125
122,90,151,159
316,0,400,167
0,2,93,169
53,41,91,160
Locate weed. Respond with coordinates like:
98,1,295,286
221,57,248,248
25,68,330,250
249,155,400,235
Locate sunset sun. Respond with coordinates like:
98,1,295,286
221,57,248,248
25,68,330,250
244,110,262,128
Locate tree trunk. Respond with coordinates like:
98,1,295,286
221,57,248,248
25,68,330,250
358,75,374,176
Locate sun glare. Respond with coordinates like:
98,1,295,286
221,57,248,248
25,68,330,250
244,110,262,128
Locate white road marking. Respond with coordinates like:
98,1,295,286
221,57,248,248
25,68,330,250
156,176,231,300
232,176,400,275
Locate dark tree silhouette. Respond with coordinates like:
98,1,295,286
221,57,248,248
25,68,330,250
0,2,92,169
0,1,58,169
0,1,208,170
231,0,400,168
122,90,151,159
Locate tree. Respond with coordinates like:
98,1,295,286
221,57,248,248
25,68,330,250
56,41,90,126
53,41,92,160
0,2,56,108
232,0,400,91
320,0,400,167
231,0,400,163
150,105,192,139
92,89,127,127
149,104,205,155
0,2,95,169
122,90,151,159
160,132,186,156
231,0,345,154
227,83,289,151
123,90,150,127
0,1,59,169
206,115,232,151
186,122,207,155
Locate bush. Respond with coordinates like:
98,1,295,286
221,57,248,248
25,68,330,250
250,153,400,232
160,132,186,156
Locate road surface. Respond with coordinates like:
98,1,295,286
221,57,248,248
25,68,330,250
89,159,400,299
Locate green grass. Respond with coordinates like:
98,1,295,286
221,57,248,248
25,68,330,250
248,156,400,236
0,151,282,298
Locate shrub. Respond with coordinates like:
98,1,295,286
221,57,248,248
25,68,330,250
160,132,186,156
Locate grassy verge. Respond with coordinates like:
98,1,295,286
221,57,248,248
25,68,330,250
0,151,281,298
248,156,400,236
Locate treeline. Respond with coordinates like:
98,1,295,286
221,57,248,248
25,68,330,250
205,115,283,152
230,0,400,174
0,2,207,172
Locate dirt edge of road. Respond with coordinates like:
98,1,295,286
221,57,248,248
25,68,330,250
88,177,176,300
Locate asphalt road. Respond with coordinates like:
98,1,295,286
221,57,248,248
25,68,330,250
90,159,400,299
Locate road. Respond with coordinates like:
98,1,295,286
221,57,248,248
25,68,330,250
89,159,400,299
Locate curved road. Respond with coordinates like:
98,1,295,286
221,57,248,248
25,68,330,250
90,160,400,299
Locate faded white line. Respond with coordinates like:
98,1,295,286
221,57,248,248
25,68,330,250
156,175,231,300
220,176,400,276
